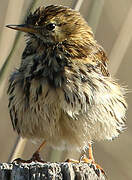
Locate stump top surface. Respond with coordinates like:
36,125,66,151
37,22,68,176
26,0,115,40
0,162,106,180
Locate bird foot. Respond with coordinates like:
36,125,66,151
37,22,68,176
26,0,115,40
80,156,107,178
12,140,47,164
30,151,46,163
12,152,46,164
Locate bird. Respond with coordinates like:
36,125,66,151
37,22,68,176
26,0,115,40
6,5,127,175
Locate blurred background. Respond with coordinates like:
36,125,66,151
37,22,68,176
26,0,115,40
0,0,131,179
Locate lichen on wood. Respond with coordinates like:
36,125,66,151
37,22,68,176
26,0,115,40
0,162,106,180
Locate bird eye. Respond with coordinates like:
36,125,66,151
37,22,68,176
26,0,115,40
46,23,56,31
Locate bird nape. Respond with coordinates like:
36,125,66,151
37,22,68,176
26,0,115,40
6,5,127,177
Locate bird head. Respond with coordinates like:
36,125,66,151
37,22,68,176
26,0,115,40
6,5,93,45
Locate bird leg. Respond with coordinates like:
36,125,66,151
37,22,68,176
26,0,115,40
80,143,106,177
30,140,46,162
12,140,46,163
80,143,94,163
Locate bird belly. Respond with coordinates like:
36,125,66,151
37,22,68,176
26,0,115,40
57,71,127,143
8,73,127,150
9,79,63,143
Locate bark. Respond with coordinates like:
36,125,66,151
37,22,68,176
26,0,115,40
0,162,106,180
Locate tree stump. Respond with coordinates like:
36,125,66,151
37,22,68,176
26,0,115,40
0,162,106,180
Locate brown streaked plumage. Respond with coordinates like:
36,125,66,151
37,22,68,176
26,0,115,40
7,5,127,174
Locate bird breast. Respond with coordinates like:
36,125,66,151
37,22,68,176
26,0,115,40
8,51,127,149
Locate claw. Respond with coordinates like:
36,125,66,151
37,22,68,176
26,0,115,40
12,157,33,164
65,158,79,163
12,152,46,163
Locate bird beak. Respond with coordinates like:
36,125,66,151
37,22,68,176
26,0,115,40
6,24,37,34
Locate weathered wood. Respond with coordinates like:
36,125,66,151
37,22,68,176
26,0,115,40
0,162,106,180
